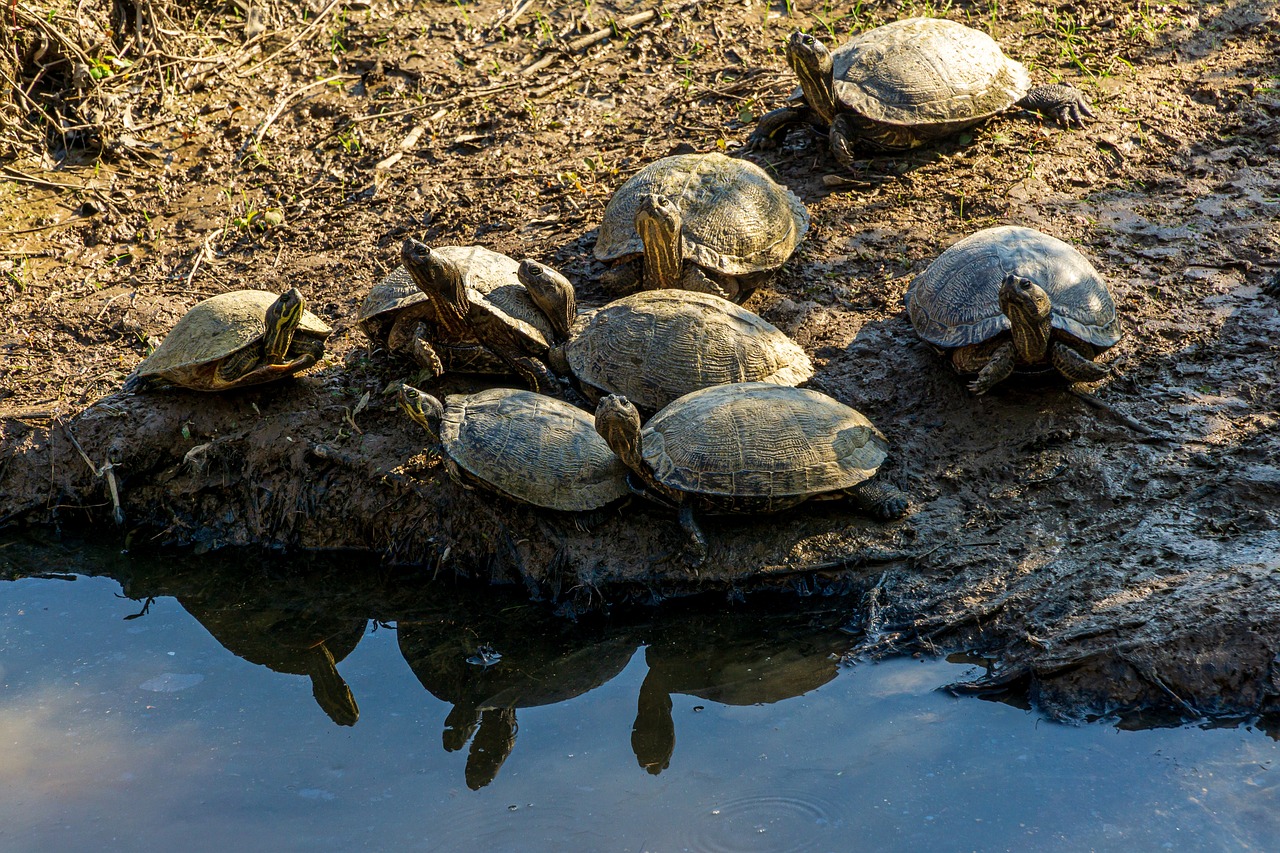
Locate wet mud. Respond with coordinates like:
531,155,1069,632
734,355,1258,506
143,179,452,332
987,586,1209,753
2,0,1279,722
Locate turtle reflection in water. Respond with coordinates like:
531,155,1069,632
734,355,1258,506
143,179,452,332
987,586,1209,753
397,603,638,790
176,590,364,726
630,611,850,774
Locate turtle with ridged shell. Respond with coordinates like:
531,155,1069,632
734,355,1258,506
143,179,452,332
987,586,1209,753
594,383,909,561
124,288,330,392
529,280,814,413
398,384,628,513
593,152,809,302
359,242,572,381
904,225,1123,394
750,18,1095,163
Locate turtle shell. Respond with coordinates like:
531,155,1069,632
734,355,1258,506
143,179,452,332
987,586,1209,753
641,382,888,501
563,290,813,412
904,225,1122,350
441,387,629,512
133,290,331,382
360,246,555,348
358,264,425,343
830,17,1031,139
594,153,809,277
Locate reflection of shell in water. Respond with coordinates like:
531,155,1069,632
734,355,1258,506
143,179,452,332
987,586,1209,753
692,790,850,853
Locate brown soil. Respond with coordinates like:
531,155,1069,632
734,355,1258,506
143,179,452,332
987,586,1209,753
2,0,1278,723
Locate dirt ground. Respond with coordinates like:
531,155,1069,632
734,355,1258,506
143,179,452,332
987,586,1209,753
2,0,1279,722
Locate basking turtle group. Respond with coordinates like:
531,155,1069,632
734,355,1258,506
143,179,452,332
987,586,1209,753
122,14,1128,567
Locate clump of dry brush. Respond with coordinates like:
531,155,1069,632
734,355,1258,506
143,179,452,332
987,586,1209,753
1,0,284,163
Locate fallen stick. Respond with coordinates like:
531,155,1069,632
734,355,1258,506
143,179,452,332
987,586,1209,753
521,9,662,76
1069,389,1158,437
63,422,125,526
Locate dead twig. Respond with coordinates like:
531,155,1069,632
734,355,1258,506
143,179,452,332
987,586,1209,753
530,69,585,100
236,0,343,78
521,8,670,76
62,421,124,525
242,74,356,154
1069,389,1159,437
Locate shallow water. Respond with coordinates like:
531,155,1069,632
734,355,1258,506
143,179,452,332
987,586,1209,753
0,534,1276,852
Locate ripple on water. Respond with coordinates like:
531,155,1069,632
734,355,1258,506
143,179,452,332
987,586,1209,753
691,791,847,853
138,673,204,692
423,797,600,852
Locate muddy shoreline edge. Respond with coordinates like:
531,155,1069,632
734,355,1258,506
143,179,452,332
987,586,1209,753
3,379,1278,725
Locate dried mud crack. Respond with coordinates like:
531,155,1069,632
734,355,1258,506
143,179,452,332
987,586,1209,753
2,0,1279,724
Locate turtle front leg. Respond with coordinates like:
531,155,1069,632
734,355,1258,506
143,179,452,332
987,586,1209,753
828,113,860,168
409,322,446,379
600,260,643,296
304,644,359,727
505,353,564,397
844,478,910,521
214,343,263,385
681,265,735,301
1050,341,1111,384
748,104,817,150
964,341,1017,395
677,504,709,567
1016,84,1095,128
224,351,323,388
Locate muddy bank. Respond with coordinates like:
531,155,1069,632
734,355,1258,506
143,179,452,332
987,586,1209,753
2,0,1279,722
3,332,1278,724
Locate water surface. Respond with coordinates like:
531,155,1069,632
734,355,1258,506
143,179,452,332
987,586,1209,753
0,534,1275,852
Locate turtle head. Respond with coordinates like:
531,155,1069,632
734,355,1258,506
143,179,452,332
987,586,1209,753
594,394,644,471
518,259,576,341
547,344,571,376
397,383,445,445
402,239,468,324
634,194,684,291
786,31,836,124
263,287,306,362
999,273,1054,363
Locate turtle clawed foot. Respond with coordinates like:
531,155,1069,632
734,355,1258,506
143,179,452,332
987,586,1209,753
1053,98,1096,128
677,505,708,571
1019,83,1096,128
849,480,911,521
745,130,777,152
966,377,993,395
872,493,910,521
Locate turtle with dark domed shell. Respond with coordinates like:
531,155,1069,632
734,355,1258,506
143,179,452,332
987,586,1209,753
904,225,1123,394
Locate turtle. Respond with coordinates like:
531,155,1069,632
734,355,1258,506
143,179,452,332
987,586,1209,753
904,225,1123,394
123,288,331,392
398,239,575,393
750,18,1095,163
398,384,629,513
594,382,909,561
593,152,809,302
530,282,815,413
